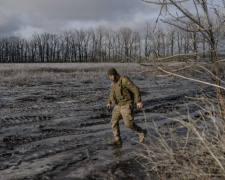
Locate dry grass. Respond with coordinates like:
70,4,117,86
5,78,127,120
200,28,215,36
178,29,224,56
138,96,225,180
0,63,141,87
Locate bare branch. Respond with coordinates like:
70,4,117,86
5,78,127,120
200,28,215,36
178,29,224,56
158,67,225,90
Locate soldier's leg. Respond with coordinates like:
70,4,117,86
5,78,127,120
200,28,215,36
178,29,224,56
111,105,122,137
121,104,143,133
108,105,122,145
121,104,146,142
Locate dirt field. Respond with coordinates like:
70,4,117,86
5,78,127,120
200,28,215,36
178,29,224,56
0,63,209,180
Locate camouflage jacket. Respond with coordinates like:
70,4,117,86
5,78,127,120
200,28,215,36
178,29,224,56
107,76,141,106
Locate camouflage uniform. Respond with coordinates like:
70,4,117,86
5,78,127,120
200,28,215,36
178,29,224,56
107,75,146,145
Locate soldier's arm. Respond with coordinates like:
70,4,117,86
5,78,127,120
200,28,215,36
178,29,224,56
122,77,142,103
107,84,115,105
107,91,112,104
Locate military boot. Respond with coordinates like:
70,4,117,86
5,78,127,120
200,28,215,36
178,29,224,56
138,130,147,143
108,137,122,145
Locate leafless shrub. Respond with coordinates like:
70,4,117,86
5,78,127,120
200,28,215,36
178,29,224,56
137,96,225,179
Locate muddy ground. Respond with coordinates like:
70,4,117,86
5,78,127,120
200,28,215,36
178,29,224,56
0,63,210,180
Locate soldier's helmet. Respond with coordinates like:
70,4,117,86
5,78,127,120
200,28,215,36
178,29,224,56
108,68,118,76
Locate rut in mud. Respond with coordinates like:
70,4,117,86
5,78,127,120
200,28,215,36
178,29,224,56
0,63,209,180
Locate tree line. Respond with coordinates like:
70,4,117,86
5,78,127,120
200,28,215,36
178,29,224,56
0,23,223,63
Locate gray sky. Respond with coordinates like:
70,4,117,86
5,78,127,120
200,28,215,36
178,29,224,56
0,0,159,38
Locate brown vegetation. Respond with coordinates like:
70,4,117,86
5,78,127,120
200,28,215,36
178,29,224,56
137,95,225,179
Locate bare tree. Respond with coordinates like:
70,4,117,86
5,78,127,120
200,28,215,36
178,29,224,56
32,33,46,62
144,22,152,59
131,31,141,61
142,0,225,123
119,27,132,62
95,26,106,62
105,28,114,62
148,26,166,59
167,26,176,57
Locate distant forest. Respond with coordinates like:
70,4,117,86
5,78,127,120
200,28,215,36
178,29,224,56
0,24,224,63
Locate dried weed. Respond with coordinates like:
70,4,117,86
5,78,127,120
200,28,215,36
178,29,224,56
138,96,225,179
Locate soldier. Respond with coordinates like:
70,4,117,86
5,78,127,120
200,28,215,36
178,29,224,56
107,67,146,145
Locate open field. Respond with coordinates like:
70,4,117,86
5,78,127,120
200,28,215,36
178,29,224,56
0,63,220,179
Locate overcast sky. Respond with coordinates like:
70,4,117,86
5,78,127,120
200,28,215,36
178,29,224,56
0,0,160,38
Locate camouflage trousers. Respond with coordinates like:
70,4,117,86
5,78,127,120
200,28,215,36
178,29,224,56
111,104,144,138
